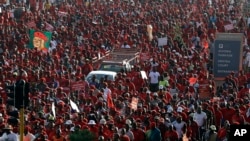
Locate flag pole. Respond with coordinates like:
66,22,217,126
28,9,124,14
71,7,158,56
20,80,26,141
20,106,24,141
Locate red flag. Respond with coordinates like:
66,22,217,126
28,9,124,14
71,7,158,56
189,77,197,85
107,92,114,109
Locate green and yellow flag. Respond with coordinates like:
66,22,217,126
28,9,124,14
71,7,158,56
29,29,52,52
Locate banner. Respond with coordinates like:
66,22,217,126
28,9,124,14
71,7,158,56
28,29,52,52
58,11,68,17
45,22,54,32
71,81,86,92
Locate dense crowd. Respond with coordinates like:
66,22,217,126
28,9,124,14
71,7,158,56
0,0,249,141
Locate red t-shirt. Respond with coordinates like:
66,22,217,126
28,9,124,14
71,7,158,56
190,121,199,139
133,77,145,91
231,114,245,124
132,128,146,141
214,109,223,128
220,107,235,124
245,114,250,124
164,130,178,141
217,127,227,140
237,88,249,99
120,135,130,141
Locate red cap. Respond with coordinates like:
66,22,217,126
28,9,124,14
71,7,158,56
25,126,31,132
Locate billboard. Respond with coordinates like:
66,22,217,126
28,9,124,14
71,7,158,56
213,33,243,79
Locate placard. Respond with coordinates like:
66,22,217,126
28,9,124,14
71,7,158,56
158,37,168,47
71,81,86,92
130,97,138,110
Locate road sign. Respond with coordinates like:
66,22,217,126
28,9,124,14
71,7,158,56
213,33,243,79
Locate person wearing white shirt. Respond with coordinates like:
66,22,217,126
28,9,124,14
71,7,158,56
121,42,131,48
150,59,159,70
172,116,186,140
50,38,57,51
0,132,7,141
3,125,19,141
102,83,111,102
148,67,160,92
193,106,207,140
23,126,36,141
247,16,250,28
245,50,250,72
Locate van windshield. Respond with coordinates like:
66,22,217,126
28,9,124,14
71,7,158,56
86,73,115,83
99,64,124,72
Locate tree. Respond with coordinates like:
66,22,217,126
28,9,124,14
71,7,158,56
69,129,95,141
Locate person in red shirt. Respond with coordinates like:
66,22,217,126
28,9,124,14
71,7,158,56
133,72,146,92
237,70,247,88
98,125,109,140
213,104,223,129
158,87,172,104
231,109,245,124
115,73,125,84
120,128,130,141
187,116,199,141
177,107,188,122
220,103,235,124
82,59,93,76
125,78,136,93
51,128,66,141
87,120,99,139
217,120,230,141
131,122,146,141
237,84,249,99
73,114,87,129
164,125,178,141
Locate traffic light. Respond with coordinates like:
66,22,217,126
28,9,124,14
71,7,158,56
6,80,30,110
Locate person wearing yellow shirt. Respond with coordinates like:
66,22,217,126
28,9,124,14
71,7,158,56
44,0,51,11
159,75,169,89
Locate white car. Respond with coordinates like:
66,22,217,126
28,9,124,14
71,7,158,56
85,70,117,83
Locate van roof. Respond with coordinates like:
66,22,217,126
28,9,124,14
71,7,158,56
88,70,117,75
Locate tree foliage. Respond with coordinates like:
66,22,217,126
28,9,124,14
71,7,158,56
69,129,95,141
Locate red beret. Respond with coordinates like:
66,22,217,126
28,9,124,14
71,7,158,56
40,77,46,82
150,122,156,128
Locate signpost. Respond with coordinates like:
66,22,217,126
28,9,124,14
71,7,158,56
213,33,243,79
